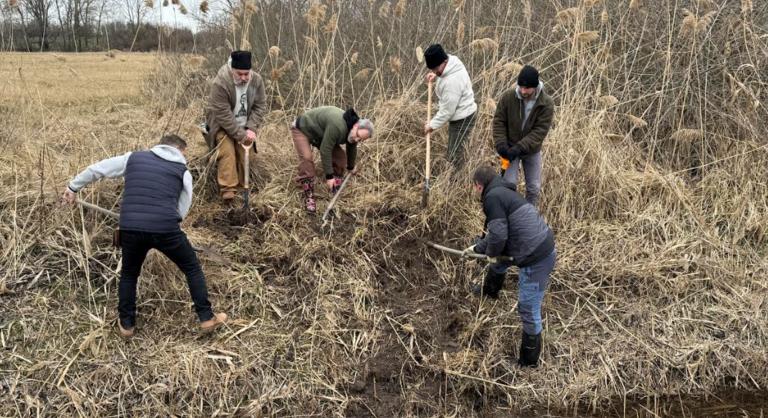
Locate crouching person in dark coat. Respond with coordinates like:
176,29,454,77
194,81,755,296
61,135,228,338
465,166,557,367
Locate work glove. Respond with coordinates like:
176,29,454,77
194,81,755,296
496,144,522,161
461,245,477,257
472,234,485,245
502,144,522,160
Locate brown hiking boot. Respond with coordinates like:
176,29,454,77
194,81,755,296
200,312,228,333
117,321,135,338
221,191,236,202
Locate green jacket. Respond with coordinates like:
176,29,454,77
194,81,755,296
297,106,357,177
493,83,554,157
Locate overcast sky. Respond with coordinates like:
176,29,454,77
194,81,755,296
144,0,223,32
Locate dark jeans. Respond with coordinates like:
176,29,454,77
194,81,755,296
119,229,214,328
447,112,476,170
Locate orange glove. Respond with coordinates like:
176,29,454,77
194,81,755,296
500,157,510,170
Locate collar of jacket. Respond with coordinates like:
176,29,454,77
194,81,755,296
342,108,360,132
150,145,187,165
481,176,508,201
216,63,254,97
515,81,545,102
439,55,457,78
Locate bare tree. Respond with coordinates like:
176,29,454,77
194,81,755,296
22,0,52,50
123,0,149,51
94,0,110,49
58,0,99,51
14,3,31,51
51,0,73,50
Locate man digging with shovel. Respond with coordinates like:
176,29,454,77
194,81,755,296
464,166,557,367
422,44,477,173
289,106,373,213
60,135,228,338
204,50,267,203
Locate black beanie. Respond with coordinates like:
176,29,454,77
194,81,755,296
424,44,449,70
517,65,539,88
231,50,252,70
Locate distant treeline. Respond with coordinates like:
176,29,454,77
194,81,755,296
0,19,221,52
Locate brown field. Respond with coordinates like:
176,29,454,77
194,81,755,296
1,52,156,104
1,1,767,414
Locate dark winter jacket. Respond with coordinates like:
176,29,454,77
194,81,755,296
120,151,187,233
67,145,194,232
474,176,555,266
493,82,554,158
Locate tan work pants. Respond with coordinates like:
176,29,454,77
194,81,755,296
215,131,254,194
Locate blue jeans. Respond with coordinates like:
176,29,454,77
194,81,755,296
490,249,556,334
502,151,542,206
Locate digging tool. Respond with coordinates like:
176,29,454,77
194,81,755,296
425,241,514,263
77,200,119,219
74,200,216,256
422,80,433,208
242,142,252,213
74,200,122,247
322,172,353,226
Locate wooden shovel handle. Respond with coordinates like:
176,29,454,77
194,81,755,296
242,143,251,189
425,81,433,181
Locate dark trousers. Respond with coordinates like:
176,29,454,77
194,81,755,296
119,229,214,328
447,112,476,170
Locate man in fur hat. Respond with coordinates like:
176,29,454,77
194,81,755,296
205,50,268,202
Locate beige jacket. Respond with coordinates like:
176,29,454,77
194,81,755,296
429,55,477,130
204,64,268,148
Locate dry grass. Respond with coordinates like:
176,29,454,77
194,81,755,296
2,0,768,415
0,52,156,105
468,37,499,54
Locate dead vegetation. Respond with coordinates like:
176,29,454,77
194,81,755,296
1,0,768,416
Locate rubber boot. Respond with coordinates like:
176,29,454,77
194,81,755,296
471,269,506,299
518,331,542,368
301,180,316,213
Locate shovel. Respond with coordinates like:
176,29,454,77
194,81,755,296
77,199,119,219
242,142,252,213
424,240,514,264
422,80,433,208
74,199,214,257
322,171,353,227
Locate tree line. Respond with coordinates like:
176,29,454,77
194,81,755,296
0,0,212,52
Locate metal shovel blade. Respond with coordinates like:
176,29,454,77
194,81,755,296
322,172,353,227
